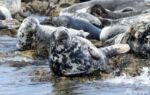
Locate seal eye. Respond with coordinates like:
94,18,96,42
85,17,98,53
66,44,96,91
57,30,69,41
21,33,25,37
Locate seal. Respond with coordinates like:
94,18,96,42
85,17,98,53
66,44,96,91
0,6,12,20
0,0,21,15
17,17,89,50
88,4,142,19
60,0,149,16
61,12,102,27
52,15,101,40
100,25,129,41
107,21,150,56
0,0,21,20
99,16,150,57
49,27,130,76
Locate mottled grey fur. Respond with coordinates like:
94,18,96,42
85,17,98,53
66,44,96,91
49,27,130,76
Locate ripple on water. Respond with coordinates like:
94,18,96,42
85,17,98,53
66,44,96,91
0,66,53,95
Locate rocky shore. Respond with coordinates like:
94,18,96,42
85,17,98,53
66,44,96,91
0,0,150,82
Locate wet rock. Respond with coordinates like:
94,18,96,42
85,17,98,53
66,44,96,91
112,54,150,77
30,68,51,82
21,0,81,17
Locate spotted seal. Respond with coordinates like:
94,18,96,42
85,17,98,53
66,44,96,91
52,15,101,40
106,21,150,56
17,17,89,50
98,13,150,41
49,27,130,76
62,12,102,27
98,14,150,56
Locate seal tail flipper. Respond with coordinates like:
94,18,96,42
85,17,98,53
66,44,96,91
99,44,130,58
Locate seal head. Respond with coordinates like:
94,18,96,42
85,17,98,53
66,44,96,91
17,17,39,50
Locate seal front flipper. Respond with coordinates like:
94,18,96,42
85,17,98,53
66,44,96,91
100,44,130,58
78,36,100,59
88,46,101,59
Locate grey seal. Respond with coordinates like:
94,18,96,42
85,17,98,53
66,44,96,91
99,13,150,41
107,21,150,56
0,6,12,20
60,0,149,16
52,15,101,40
62,12,102,27
0,0,21,15
88,4,142,19
49,27,130,76
99,12,150,27
99,16,150,57
0,0,21,20
17,17,89,50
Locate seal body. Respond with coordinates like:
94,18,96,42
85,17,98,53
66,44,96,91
64,12,102,27
112,21,150,56
0,0,21,15
60,0,148,15
0,6,12,20
89,4,142,19
49,27,130,76
100,25,129,41
52,15,101,40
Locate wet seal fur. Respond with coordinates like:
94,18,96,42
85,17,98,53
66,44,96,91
52,15,101,40
111,21,150,56
49,27,130,76
60,12,102,27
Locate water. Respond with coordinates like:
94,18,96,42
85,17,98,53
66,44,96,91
0,36,150,95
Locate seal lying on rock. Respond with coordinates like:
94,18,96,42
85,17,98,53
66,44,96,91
0,0,21,20
62,12,102,27
60,0,149,16
49,27,130,76
52,15,133,40
0,0,21,15
52,15,101,40
17,17,89,50
88,4,142,19
0,6,12,20
107,21,150,56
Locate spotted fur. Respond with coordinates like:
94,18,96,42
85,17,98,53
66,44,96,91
49,27,130,76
